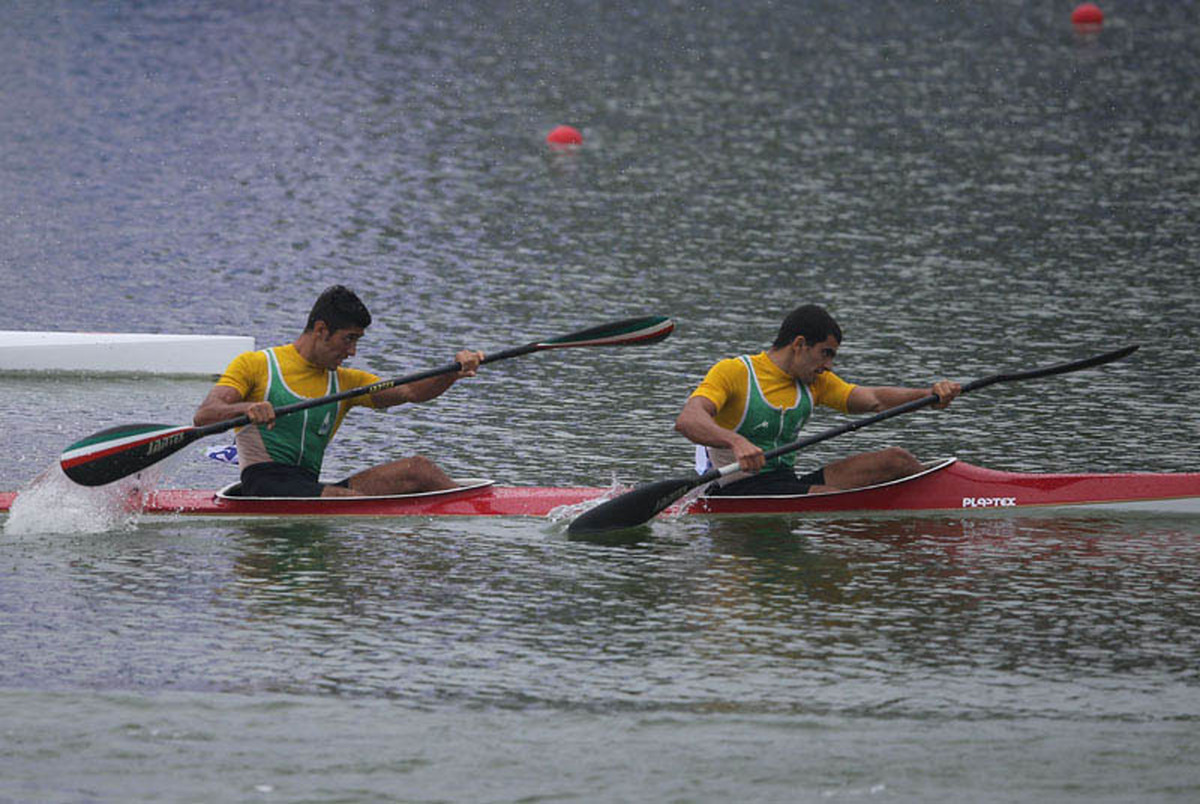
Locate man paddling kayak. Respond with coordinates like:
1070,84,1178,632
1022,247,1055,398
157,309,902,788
677,304,962,496
193,285,483,497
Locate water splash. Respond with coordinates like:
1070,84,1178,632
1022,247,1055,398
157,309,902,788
545,477,629,524
661,483,709,521
2,463,161,536
547,474,712,532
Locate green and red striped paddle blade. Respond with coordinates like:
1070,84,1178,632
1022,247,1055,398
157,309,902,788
532,316,675,349
484,316,675,362
61,423,202,486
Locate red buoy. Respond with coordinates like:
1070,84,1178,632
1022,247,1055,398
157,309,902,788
546,125,583,147
1071,3,1104,26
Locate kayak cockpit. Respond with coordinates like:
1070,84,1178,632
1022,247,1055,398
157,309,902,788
703,457,959,500
214,477,496,502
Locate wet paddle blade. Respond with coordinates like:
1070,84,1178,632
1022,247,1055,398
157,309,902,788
534,316,675,349
567,474,700,537
60,423,201,486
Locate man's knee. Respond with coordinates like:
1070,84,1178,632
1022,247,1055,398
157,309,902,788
403,454,441,478
879,446,921,475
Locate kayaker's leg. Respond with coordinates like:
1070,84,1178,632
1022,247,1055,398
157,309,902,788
335,455,457,496
817,447,924,491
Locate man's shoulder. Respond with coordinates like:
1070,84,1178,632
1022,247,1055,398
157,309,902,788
710,353,757,374
219,348,268,376
337,365,381,386
814,370,852,389
214,349,268,393
693,354,753,401
812,370,856,410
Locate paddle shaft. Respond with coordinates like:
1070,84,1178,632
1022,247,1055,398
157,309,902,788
195,315,677,436
716,343,1140,482
567,344,1139,536
196,341,538,438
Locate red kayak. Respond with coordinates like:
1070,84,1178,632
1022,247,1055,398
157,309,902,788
3,459,1198,519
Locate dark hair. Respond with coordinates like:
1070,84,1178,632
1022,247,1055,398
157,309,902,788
305,285,372,332
772,304,843,348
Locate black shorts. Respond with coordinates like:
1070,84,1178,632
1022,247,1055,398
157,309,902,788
239,462,350,498
706,466,826,497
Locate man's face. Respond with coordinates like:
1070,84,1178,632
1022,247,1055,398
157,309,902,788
789,334,839,383
313,322,364,368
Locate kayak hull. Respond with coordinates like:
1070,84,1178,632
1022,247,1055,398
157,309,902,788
4,459,1198,519
685,458,1200,516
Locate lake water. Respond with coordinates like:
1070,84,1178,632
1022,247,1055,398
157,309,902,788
2,1,1199,801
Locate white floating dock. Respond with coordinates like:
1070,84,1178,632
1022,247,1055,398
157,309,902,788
0,331,255,376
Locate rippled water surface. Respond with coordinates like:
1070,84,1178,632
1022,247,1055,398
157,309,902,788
2,1,1199,801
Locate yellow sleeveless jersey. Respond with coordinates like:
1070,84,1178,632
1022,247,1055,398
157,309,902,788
690,352,856,428
216,345,380,468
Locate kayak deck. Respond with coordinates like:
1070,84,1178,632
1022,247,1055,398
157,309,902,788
686,458,1200,516
151,481,604,518
3,459,1198,519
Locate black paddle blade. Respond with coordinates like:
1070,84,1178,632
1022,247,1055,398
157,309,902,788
567,475,701,536
60,423,201,486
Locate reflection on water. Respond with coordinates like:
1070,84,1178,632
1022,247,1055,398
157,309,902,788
8,511,1194,717
2,508,1198,800
688,514,1200,691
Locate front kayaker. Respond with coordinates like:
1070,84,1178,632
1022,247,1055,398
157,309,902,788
193,285,483,498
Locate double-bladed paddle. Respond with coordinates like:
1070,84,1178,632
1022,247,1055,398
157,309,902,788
61,316,676,487
567,344,1139,537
